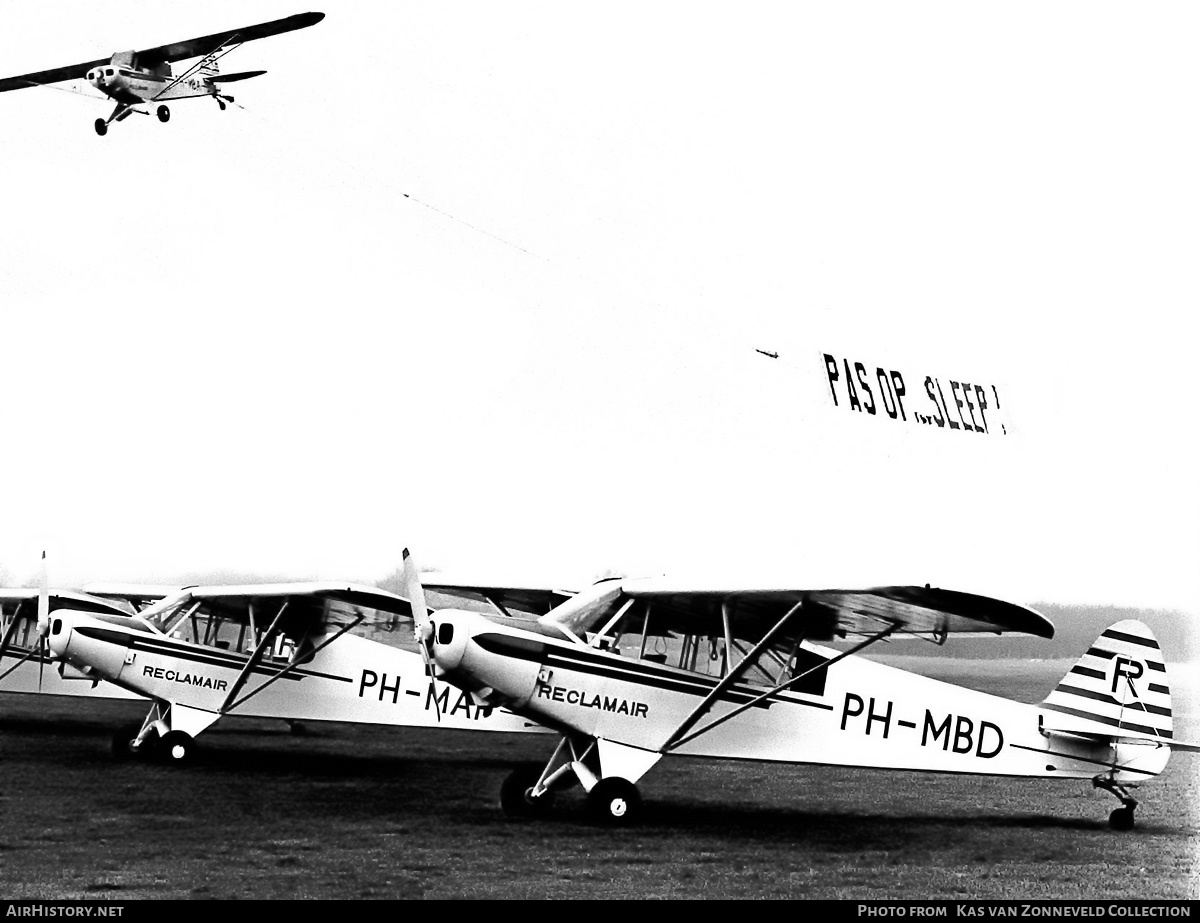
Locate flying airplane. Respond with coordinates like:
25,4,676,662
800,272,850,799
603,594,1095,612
46,579,546,764
0,12,324,135
405,553,1196,831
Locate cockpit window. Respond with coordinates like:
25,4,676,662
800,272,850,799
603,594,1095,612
105,68,114,76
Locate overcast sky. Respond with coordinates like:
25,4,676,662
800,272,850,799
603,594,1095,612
0,2,1196,621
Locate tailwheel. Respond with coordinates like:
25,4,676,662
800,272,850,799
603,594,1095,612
586,777,641,826
1093,775,1138,831
157,730,195,765
112,724,157,761
156,105,170,123
94,118,107,137
499,766,555,818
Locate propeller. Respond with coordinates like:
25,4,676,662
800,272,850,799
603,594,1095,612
402,547,440,722
36,550,50,691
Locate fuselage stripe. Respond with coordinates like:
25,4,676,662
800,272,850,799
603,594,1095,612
114,634,353,684
474,632,830,709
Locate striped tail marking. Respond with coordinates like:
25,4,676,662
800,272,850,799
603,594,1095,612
1040,619,1173,741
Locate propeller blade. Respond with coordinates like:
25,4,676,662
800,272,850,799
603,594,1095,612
37,550,49,636
37,550,49,691
402,548,430,643
402,548,440,722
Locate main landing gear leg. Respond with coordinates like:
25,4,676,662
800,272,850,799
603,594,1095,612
1093,775,1138,830
112,721,159,760
95,103,133,136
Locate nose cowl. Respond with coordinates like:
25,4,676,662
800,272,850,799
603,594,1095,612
47,612,73,659
429,610,545,710
430,610,472,673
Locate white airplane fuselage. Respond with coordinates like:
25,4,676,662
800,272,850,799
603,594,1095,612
431,611,1171,785
87,62,213,105
0,644,140,700
50,611,542,734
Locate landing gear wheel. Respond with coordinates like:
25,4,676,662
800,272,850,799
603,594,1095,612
499,766,555,818
586,777,641,826
94,118,107,136
217,99,226,111
112,725,158,761
111,724,142,760
158,730,194,765
1109,806,1136,831
156,105,170,123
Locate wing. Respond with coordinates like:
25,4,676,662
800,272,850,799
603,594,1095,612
423,578,577,618
543,578,1053,645
133,12,326,67
142,581,418,641
0,588,136,618
0,58,109,93
80,584,177,611
0,12,324,92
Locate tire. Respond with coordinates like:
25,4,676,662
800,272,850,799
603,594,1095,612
1109,806,1135,831
158,730,194,765
586,777,641,826
94,118,107,136
111,724,144,761
156,105,170,123
499,766,555,818
113,725,160,761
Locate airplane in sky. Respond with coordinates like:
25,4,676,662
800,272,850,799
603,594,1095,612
405,553,1197,831
45,579,547,764
0,11,324,135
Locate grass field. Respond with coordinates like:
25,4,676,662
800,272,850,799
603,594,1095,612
0,658,1195,900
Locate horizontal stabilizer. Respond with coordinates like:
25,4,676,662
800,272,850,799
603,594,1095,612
211,70,266,83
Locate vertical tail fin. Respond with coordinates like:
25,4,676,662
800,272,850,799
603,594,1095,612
1040,619,1173,743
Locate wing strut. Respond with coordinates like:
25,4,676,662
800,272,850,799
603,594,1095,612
662,623,898,753
152,41,244,101
217,599,291,713
659,600,805,752
219,614,365,714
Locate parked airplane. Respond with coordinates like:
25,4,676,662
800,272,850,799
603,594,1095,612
0,12,324,135
0,587,152,700
406,553,1196,830
46,580,546,763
